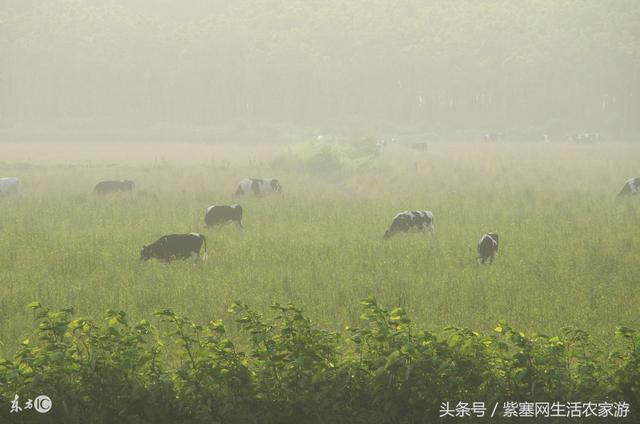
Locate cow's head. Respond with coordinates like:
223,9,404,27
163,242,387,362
383,229,393,239
270,179,282,193
140,245,153,261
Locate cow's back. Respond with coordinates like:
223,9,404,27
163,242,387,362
94,180,134,195
0,177,20,196
156,234,204,258
205,205,242,225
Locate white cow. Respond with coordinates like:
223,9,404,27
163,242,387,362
0,177,19,197
235,178,282,196
618,177,640,197
383,210,435,239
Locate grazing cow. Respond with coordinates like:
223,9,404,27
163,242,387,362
617,177,640,197
483,132,505,142
205,204,244,230
141,233,207,263
0,177,19,197
477,233,499,265
235,178,282,196
94,180,135,195
383,211,435,239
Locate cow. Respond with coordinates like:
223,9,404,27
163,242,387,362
477,233,499,265
568,132,599,144
483,132,505,142
617,177,640,197
205,204,243,230
0,177,19,197
140,233,207,263
94,180,135,195
383,211,435,239
235,178,282,196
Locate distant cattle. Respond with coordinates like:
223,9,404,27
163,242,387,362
410,142,428,151
0,177,19,197
617,177,640,197
94,180,135,195
477,233,499,265
483,132,505,142
383,211,435,239
235,178,282,196
141,233,207,263
205,204,243,230
568,133,599,144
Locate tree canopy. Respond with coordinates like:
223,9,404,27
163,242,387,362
2,0,639,133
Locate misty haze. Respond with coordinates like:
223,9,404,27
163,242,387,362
1,1,639,423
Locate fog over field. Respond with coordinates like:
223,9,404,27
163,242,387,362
1,3,640,422
1,0,640,343
1,0,639,140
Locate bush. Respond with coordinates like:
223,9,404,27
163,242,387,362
1,299,637,423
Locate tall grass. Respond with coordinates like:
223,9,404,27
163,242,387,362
1,141,639,354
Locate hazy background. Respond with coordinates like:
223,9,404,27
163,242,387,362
1,0,639,142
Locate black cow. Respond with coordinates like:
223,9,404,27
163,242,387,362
383,211,435,239
617,177,640,197
477,233,499,265
140,233,207,263
94,180,135,195
205,204,243,230
235,178,282,195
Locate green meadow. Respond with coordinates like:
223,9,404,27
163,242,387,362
1,141,639,354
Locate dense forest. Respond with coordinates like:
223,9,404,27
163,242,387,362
1,0,639,135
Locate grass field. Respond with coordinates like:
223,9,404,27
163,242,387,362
1,140,639,354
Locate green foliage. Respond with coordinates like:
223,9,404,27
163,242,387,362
1,300,638,423
304,144,345,175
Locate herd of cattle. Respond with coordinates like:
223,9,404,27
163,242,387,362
2,174,640,265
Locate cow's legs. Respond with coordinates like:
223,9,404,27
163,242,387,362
190,251,200,264
234,221,244,231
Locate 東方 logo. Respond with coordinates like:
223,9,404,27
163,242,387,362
10,394,52,414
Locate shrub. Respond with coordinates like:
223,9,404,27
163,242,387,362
0,299,637,423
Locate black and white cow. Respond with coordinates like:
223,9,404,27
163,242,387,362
94,180,135,195
0,177,19,197
235,178,282,196
477,233,499,265
205,204,243,230
140,233,207,263
617,177,640,197
383,211,435,239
